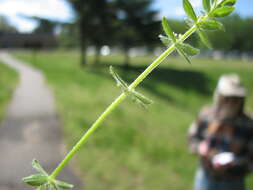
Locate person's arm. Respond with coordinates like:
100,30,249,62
233,136,253,172
188,118,208,154
226,121,253,173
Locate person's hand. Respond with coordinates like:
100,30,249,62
198,141,209,157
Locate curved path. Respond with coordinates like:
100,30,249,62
0,52,82,190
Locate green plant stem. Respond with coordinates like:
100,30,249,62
49,18,206,180
49,93,128,179
129,25,197,90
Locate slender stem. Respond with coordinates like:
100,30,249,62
49,20,202,180
50,93,127,179
129,25,197,90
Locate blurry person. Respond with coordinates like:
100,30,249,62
188,74,253,190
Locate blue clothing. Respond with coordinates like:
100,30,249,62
194,167,246,190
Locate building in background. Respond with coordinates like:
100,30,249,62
0,32,57,49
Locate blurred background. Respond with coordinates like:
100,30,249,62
1,0,253,62
0,0,253,190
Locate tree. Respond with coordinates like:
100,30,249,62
67,0,160,66
67,0,90,66
58,23,79,48
207,14,253,52
88,0,116,65
223,15,253,51
0,16,17,33
32,17,57,34
115,0,159,67
20,15,58,34
68,0,116,66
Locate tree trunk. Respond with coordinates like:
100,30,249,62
80,23,87,67
124,48,130,68
31,48,37,66
80,38,87,67
94,46,100,65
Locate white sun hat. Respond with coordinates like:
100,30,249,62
216,74,246,97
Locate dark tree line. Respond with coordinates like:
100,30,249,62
207,15,253,52
64,0,160,66
1,1,253,67
0,16,17,33
61,0,253,67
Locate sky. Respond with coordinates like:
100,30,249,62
0,0,252,33
154,0,253,18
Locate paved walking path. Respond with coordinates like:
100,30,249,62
0,52,82,190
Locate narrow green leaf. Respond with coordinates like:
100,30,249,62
185,19,195,28
32,159,48,175
212,0,218,4
110,66,153,108
22,174,48,187
177,43,200,56
131,98,147,109
216,0,225,5
221,0,236,6
50,182,59,190
211,6,235,17
176,46,191,64
159,35,172,47
216,0,235,6
183,0,198,22
133,98,151,109
211,0,218,7
197,29,212,48
199,19,224,31
162,17,176,42
109,66,128,89
203,0,211,12
37,185,47,190
54,180,74,189
131,90,153,106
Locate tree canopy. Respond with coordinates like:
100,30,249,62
0,16,17,33
61,0,253,67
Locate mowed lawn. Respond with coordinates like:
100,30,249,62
14,51,253,190
0,62,18,121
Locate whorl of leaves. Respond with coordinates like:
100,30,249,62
160,0,236,63
23,160,73,190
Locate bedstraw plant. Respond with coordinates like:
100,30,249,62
23,0,237,189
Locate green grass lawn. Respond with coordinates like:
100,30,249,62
14,50,253,190
0,62,18,121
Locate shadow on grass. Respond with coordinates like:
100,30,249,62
87,62,211,104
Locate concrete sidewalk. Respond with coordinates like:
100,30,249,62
0,52,82,190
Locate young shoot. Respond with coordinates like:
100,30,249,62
23,0,237,189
